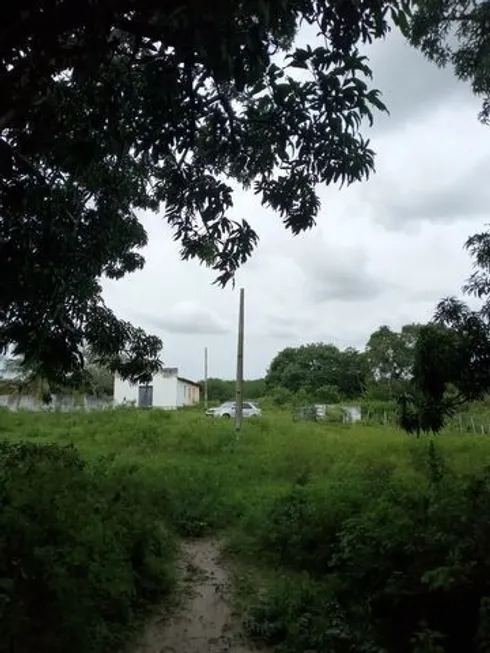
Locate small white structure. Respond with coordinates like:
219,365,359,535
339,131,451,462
114,367,200,409
315,404,362,423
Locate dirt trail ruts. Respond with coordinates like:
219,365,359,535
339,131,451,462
134,539,260,653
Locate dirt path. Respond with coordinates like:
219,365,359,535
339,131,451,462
134,539,260,653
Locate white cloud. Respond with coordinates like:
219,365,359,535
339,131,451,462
102,27,489,381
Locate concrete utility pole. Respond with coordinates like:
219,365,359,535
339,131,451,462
234,287,245,433
204,346,208,409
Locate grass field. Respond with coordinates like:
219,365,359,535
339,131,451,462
2,407,490,652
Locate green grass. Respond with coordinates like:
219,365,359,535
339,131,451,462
2,406,490,652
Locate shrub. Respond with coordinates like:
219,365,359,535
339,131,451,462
314,384,342,404
142,462,242,537
243,445,490,653
251,482,368,575
360,399,397,425
324,405,348,423
268,386,294,407
0,441,176,653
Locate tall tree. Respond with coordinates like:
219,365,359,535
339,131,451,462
266,342,368,399
399,232,490,434
365,323,422,397
366,325,404,382
340,346,370,397
399,307,490,435
1,0,409,385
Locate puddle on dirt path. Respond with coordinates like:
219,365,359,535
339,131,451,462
134,539,260,653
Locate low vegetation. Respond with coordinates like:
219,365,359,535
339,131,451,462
2,407,490,652
0,412,177,653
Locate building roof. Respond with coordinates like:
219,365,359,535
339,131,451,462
177,376,201,388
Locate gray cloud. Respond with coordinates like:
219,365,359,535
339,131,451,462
263,314,316,340
310,268,384,302
371,156,490,230
267,325,301,340
260,312,369,351
296,242,391,303
366,30,470,133
407,288,456,303
145,301,231,335
265,318,298,340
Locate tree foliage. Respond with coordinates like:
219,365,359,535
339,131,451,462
266,342,368,399
0,441,175,653
399,228,490,434
365,323,422,398
397,324,456,435
202,377,265,403
0,0,410,384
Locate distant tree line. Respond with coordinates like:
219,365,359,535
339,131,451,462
263,323,423,405
201,378,266,403
200,324,423,407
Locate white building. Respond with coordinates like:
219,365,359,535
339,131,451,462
113,367,200,409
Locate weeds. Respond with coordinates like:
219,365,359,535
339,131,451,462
2,408,490,652
0,439,176,653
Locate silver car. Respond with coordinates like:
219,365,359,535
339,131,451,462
205,401,262,418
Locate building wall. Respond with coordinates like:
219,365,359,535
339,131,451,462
153,375,178,409
190,383,200,404
113,373,179,409
0,394,112,411
176,379,200,407
114,375,139,405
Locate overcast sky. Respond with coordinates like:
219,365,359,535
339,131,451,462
102,27,490,381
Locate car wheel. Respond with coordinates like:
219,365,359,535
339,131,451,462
222,413,231,418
